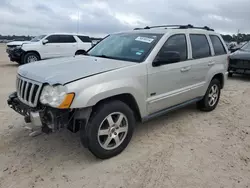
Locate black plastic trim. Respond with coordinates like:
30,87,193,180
142,97,203,122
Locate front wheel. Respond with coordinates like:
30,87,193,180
22,52,40,64
197,79,221,112
83,100,135,159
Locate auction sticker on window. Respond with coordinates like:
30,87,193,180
135,36,154,43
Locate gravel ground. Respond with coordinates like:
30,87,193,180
0,44,250,188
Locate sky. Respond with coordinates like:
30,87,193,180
0,0,250,37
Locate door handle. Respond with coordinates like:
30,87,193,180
181,66,191,72
208,61,215,66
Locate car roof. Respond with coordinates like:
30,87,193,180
48,33,90,36
113,25,220,36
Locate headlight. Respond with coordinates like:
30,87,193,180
40,85,67,108
15,45,22,49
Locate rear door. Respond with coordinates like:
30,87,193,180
208,35,228,72
186,34,214,97
58,35,77,57
77,35,92,51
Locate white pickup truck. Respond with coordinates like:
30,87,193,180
6,33,93,64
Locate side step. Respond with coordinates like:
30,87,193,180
142,97,202,122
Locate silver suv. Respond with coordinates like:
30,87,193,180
7,25,228,159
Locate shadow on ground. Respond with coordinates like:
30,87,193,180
228,74,250,81
0,63,19,68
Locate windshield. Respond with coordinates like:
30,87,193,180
87,33,163,62
241,42,250,51
30,35,46,42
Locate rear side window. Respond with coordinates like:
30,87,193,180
77,36,91,43
59,35,76,43
46,35,60,43
190,34,211,59
209,35,226,55
158,34,187,62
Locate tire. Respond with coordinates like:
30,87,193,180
75,50,86,55
82,100,135,159
197,79,221,112
22,52,40,64
228,72,233,77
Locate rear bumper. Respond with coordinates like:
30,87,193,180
225,72,228,80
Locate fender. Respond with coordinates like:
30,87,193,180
202,63,226,95
70,78,148,118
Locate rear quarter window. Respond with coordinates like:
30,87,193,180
77,36,91,43
209,35,227,55
190,34,211,59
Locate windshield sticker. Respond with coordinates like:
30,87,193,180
135,36,154,43
135,49,144,55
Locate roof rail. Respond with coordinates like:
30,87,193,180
134,24,214,31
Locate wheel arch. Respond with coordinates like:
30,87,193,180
75,49,86,55
22,50,41,60
211,73,224,89
92,93,142,121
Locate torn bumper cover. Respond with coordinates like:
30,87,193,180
7,92,92,142
7,92,71,133
6,48,24,62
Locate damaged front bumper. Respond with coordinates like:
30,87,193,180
7,92,92,146
7,92,42,126
7,92,73,133
6,48,24,62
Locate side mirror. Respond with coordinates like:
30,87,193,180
42,39,49,45
153,51,181,67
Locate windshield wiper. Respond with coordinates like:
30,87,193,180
93,54,110,58
92,54,119,60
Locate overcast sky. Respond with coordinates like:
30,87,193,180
0,0,250,37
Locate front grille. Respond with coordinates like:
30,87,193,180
16,75,43,107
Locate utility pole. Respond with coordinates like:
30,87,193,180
237,29,240,44
77,11,80,34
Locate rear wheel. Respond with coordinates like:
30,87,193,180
197,79,221,112
75,50,86,55
83,100,135,159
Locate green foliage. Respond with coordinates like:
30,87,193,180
221,33,250,43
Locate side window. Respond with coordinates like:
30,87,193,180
46,35,60,43
209,35,227,55
77,36,91,43
59,35,76,43
157,34,187,63
190,34,211,59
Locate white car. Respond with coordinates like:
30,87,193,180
6,33,93,64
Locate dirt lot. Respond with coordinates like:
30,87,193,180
0,44,250,188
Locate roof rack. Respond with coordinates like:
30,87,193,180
134,24,214,31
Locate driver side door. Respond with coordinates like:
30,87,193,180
41,35,61,59
147,34,194,114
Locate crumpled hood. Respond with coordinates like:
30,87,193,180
18,56,135,85
7,41,31,46
230,50,250,61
